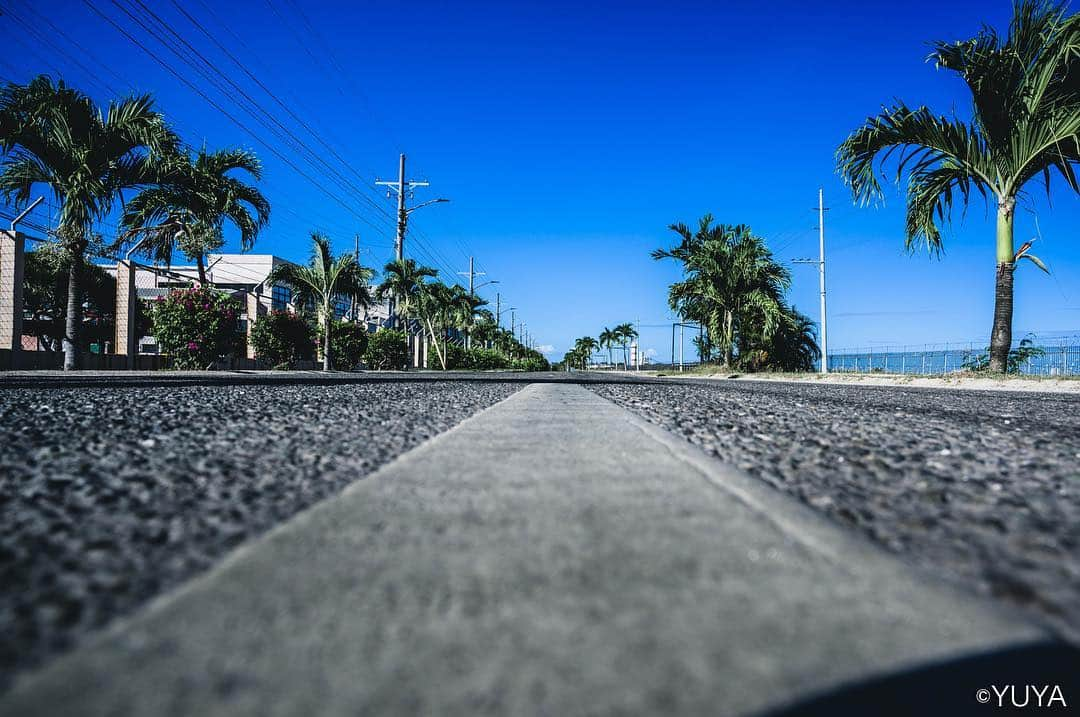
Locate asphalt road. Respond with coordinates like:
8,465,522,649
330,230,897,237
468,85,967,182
589,379,1080,642
3,372,1078,711
0,380,522,687
1,384,1061,717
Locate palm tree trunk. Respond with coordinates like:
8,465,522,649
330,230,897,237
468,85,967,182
989,200,1015,373
322,306,332,371
63,258,82,371
196,253,207,285
723,311,734,368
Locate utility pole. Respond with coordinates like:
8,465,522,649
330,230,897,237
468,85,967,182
376,154,446,330
457,256,489,349
495,293,500,327
350,233,360,322
376,153,448,261
794,188,829,373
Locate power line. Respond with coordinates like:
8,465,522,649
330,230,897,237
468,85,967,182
124,0,464,278
118,0,396,225
81,0,394,241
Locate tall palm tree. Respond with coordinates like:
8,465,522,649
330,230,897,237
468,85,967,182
377,258,437,366
614,322,638,368
598,326,617,367
573,336,599,369
267,232,372,371
415,280,457,370
837,1,1080,372
654,216,789,367
455,290,489,349
120,146,270,284
0,75,177,369
378,258,436,327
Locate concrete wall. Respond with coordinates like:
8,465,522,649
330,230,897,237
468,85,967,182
0,230,25,355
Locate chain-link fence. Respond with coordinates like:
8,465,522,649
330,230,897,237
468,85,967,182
827,337,1080,376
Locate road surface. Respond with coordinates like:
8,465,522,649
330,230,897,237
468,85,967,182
1,374,1076,714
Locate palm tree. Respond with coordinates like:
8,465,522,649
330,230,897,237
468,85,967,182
737,304,820,372
455,291,489,349
415,280,457,369
120,146,270,284
654,216,789,367
573,336,599,369
598,326,617,367
836,1,1080,372
267,232,372,371
377,258,437,366
378,258,436,327
0,75,177,369
614,322,638,368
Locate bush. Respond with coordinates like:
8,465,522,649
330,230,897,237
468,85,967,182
439,342,467,369
513,355,550,372
151,287,240,370
465,347,507,370
319,320,369,370
364,329,408,370
251,311,316,368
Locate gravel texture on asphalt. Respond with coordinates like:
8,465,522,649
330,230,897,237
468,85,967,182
588,380,1080,642
0,381,521,688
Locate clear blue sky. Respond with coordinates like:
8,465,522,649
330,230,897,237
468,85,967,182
2,0,1078,360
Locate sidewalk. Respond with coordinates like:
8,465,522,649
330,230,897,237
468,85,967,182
0,384,1059,716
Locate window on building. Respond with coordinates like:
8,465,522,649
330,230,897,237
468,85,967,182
271,284,292,311
333,295,350,320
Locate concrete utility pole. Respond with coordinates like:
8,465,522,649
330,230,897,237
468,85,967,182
376,153,447,262
376,154,447,332
350,234,360,322
458,256,487,297
457,257,498,349
794,188,829,373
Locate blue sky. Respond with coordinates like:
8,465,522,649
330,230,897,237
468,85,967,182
2,0,1078,360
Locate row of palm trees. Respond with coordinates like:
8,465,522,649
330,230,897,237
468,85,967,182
562,323,638,370
0,75,271,370
0,74,521,373
653,216,820,372
374,257,534,370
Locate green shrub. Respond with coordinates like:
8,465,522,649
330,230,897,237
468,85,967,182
364,329,408,370
250,311,316,368
440,342,467,369
151,287,240,370
465,347,506,370
319,320,369,370
513,355,550,372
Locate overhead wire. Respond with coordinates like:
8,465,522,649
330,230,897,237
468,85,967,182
81,0,396,240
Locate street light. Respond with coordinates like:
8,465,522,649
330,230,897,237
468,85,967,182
405,197,449,216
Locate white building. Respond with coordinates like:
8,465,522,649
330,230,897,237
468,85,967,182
101,253,391,355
